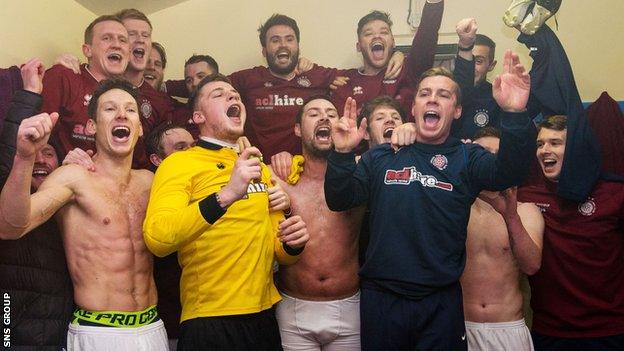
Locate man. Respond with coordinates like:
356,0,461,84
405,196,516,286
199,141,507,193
461,127,544,351
272,96,364,350
517,115,624,351
324,45,534,350
146,123,195,167
0,79,167,350
183,55,219,94
331,0,444,117
145,42,167,91
0,59,73,350
143,73,309,350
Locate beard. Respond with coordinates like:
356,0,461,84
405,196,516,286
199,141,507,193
266,50,299,76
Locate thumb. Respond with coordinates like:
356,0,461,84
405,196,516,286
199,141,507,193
358,117,368,137
49,112,60,128
493,76,502,92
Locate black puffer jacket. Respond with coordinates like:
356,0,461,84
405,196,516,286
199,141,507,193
0,89,73,350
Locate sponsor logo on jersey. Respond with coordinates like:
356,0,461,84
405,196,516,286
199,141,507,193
141,100,153,119
255,94,305,110
383,78,397,85
534,202,550,212
296,76,312,87
247,182,268,194
83,94,92,106
473,109,489,127
353,86,364,95
384,166,453,191
578,197,596,216
430,154,448,170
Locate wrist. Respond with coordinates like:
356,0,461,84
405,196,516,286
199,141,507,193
216,188,237,209
458,42,475,51
502,107,527,113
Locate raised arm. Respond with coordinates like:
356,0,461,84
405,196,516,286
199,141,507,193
0,112,74,239
404,0,445,87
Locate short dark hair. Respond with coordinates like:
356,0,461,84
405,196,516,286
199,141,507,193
357,10,393,36
475,34,496,63
417,67,462,107
87,79,140,121
145,122,185,158
184,54,219,74
151,42,167,69
473,126,501,141
188,73,232,110
84,15,124,44
538,115,567,133
115,8,152,29
294,95,334,124
357,96,406,127
258,14,300,47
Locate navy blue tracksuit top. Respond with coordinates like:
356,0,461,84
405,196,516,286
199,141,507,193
325,112,534,299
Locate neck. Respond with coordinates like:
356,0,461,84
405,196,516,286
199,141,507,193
85,64,107,82
92,153,133,183
269,68,296,81
301,151,327,180
360,63,384,76
124,69,145,87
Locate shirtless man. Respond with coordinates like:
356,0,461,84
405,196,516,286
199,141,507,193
273,96,364,350
0,79,167,350
461,127,544,351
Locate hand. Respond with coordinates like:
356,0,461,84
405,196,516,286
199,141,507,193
16,112,59,159
268,179,290,211
390,122,418,150
270,151,293,181
62,148,95,171
54,53,81,74
218,147,263,205
331,97,367,153
384,51,405,79
456,18,478,49
20,58,45,94
479,187,518,218
493,50,530,113
295,57,313,75
329,76,349,91
236,136,252,153
278,215,309,249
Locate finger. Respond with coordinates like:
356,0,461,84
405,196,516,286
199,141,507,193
279,218,306,237
330,84,338,91
282,230,309,246
357,117,368,138
348,97,357,121
240,146,262,160
237,136,251,152
504,49,513,74
342,97,353,121
49,112,60,128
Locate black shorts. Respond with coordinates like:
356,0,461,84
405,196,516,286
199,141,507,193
532,331,624,351
177,307,282,351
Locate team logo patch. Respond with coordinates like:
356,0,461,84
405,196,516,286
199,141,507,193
473,110,490,127
297,76,311,87
216,162,225,169
141,100,152,119
430,154,448,170
83,94,92,106
264,82,273,88
384,166,453,191
353,86,363,95
578,198,596,216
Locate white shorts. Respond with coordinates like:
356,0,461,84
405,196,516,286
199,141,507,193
276,291,360,351
465,319,534,351
67,319,169,351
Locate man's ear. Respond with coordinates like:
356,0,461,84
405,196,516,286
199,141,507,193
138,124,143,137
86,118,97,135
262,47,267,59
488,59,497,72
453,105,463,120
356,42,362,53
191,111,205,125
149,153,162,167
363,129,371,141
294,123,301,138
82,44,91,59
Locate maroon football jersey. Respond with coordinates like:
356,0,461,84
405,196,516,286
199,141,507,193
330,0,443,120
518,180,624,337
229,65,337,162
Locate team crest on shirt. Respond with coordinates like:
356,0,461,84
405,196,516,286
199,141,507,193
353,86,363,95
473,109,490,127
578,197,596,216
384,166,453,191
296,76,312,87
83,94,92,106
141,100,153,119
430,154,448,170
264,81,273,88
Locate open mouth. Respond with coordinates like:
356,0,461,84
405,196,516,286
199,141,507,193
144,73,155,81
371,42,385,60
541,159,557,170
108,53,123,63
423,111,440,128
133,48,145,60
276,50,290,62
226,105,241,118
382,127,394,139
314,125,331,141
32,168,50,178
111,126,131,141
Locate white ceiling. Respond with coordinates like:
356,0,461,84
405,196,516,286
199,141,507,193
74,0,189,15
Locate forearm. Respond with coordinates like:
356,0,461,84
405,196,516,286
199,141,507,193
324,151,368,211
405,0,444,86
493,111,535,187
0,155,35,238
505,213,541,274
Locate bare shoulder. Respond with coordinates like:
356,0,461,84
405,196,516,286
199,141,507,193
131,169,154,191
37,163,88,192
517,202,542,219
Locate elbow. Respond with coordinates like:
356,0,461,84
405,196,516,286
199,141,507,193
523,259,542,276
142,226,175,258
